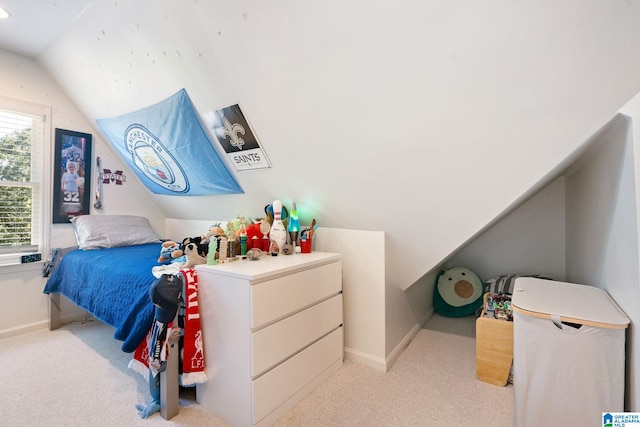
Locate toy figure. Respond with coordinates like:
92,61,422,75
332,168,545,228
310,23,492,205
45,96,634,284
269,200,287,255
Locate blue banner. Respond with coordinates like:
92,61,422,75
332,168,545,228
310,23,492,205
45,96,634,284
96,89,243,196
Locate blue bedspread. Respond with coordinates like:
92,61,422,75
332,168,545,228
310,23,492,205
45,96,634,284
43,243,162,353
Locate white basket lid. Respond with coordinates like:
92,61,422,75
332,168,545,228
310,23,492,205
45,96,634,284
512,277,629,327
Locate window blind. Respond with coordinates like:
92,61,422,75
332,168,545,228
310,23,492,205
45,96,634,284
0,106,44,254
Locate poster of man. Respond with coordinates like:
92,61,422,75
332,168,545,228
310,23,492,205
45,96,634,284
52,128,92,223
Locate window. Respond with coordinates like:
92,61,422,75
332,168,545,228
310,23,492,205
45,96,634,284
0,97,50,264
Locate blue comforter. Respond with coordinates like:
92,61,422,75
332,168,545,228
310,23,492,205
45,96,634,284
43,243,162,352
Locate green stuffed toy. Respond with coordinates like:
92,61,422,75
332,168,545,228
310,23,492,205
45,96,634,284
433,267,484,317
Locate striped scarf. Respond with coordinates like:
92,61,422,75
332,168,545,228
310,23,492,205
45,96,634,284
129,268,207,386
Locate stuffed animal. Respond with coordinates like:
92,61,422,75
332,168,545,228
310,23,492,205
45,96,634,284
205,224,225,241
181,236,208,258
158,241,184,264
200,224,225,249
433,267,484,317
183,242,207,268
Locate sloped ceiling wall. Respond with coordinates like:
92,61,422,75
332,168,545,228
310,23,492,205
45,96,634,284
38,0,640,290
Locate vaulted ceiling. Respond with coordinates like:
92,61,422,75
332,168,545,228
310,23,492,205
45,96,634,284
4,0,640,292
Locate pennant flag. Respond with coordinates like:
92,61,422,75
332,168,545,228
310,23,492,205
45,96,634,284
96,89,243,196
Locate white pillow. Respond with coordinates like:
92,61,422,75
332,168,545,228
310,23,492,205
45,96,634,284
71,215,161,250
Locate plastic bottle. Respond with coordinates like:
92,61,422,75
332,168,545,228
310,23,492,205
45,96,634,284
207,238,217,265
239,234,247,256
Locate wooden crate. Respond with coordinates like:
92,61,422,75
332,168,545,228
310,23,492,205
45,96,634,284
476,293,513,386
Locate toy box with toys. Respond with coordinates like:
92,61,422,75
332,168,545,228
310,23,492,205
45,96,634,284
476,291,514,386
475,274,553,386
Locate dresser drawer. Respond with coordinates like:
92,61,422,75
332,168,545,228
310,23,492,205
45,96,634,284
250,260,341,329
251,294,342,377
252,327,343,424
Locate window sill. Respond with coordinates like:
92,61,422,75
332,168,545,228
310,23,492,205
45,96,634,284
0,253,44,274
1,262,44,274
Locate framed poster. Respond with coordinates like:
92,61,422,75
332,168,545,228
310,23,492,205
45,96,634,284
203,104,271,172
52,128,92,223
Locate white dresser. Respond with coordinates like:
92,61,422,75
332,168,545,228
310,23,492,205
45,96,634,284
195,252,343,427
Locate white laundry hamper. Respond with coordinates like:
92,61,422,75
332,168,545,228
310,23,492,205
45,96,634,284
511,277,629,427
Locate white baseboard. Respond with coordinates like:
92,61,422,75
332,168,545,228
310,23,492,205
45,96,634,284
419,307,435,327
0,320,48,339
384,323,421,372
0,311,92,340
345,307,435,373
344,347,387,372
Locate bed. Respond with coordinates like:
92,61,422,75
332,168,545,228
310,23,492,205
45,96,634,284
43,243,160,352
42,214,181,419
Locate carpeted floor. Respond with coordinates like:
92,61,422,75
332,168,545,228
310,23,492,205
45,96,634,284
0,314,512,426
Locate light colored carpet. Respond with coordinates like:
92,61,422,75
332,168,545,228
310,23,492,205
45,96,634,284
0,314,512,426
274,314,513,427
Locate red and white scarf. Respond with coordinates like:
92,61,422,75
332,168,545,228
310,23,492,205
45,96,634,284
129,268,207,386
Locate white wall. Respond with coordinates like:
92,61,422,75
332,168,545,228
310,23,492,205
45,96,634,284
446,177,566,282
447,113,640,410
565,112,640,411
38,0,640,292
0,49,164,336
314,228,388,369
33,0,640,361
620,95,640,413
4,0,640,376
